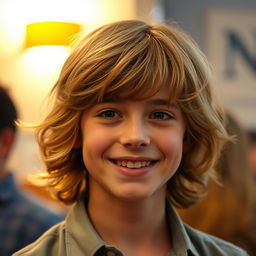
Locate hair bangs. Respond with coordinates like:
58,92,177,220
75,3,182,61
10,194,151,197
59,21,187,110
94,33,185,104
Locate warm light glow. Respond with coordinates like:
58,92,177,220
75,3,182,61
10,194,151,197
0,0,136,53
0,0,138,125
25,21,82,48
22,46,70,75
0,0,89,52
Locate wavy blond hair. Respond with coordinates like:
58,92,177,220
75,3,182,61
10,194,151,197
36,20,230,207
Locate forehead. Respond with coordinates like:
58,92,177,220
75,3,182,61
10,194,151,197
100,87,182,113
101,83,177,105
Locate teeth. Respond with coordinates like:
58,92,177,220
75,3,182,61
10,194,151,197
116,160,152,169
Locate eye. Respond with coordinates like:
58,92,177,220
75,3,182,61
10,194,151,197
97,109,120,119
150,111,173,120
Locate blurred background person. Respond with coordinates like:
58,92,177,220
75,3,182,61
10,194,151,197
178,112,256,256
0,85,63,256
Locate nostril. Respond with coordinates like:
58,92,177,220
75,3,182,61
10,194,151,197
121,137,150,148
125,141,148,148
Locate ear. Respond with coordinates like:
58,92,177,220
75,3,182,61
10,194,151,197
0,128,15,158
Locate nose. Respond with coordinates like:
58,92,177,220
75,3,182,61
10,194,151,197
119,118,150,148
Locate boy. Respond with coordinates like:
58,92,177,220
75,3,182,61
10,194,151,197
13,20,248,256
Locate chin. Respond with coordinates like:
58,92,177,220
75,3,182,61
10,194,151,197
114,186,155,202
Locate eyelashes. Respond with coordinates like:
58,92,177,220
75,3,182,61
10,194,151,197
150,111,173,120
97,109,174,121
97,109,121,119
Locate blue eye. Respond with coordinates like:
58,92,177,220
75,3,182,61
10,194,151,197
98,110,120,119
151,111,172,120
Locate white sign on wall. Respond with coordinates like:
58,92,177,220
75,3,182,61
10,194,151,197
206,9,256,130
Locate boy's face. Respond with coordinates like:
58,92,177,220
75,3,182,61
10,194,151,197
79,87,186,202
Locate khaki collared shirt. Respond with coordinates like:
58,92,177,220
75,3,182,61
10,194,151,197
13,199,248,256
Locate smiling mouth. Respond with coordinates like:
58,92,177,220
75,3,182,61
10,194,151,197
110,159,158,169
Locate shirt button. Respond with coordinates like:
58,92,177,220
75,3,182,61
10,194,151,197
106,250,116,256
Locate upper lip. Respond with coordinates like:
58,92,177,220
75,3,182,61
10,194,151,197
109,156,159,161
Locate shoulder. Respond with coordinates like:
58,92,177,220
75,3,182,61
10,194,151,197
184,224,249,256
12,221,66,256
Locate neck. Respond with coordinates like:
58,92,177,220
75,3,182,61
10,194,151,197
87,184,172,256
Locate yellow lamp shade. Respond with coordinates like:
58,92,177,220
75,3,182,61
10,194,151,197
25,21,83,48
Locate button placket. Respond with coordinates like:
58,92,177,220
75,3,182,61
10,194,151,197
105,246,123,256
106,250,116,256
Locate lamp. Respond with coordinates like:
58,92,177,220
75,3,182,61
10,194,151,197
24,21,83,48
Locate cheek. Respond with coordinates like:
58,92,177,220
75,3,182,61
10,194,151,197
82,128,113,161
157,130,184,156
162,138,184,182
156,131,184,175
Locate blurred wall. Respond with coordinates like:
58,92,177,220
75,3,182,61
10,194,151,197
162,0,256,49
162,0,256,130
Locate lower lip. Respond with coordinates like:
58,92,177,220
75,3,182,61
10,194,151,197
110,161,156,177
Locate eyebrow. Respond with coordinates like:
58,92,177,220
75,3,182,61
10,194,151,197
147,99,177,107
102,98,179,109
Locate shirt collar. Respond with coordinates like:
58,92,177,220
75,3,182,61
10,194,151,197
65,199,106,255
166,201,198,256
0,173,18,203
65,199,199,256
